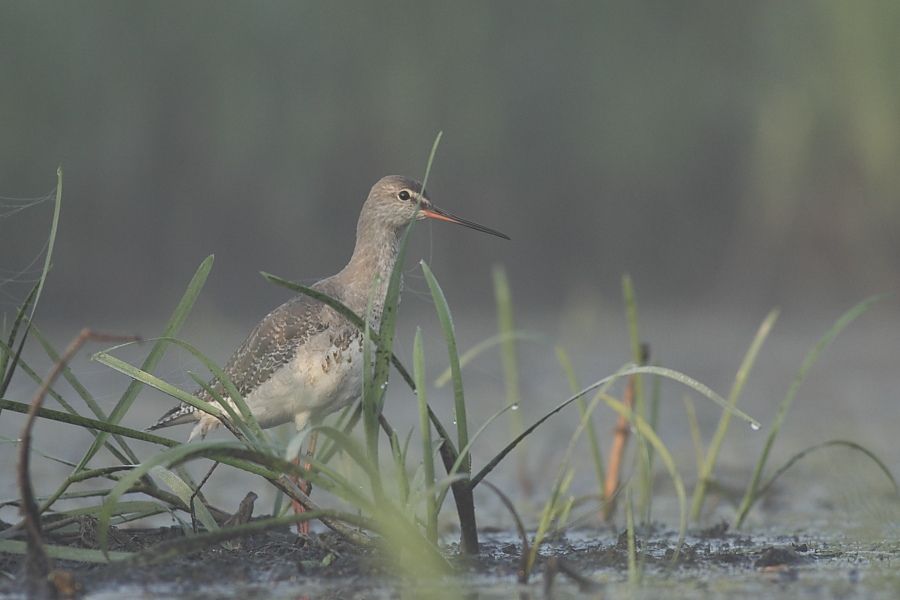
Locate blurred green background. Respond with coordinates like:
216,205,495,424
2,1,899,324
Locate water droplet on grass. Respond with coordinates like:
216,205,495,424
750,422,761,431
510,404,519,411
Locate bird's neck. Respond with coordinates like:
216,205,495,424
336,219,401,319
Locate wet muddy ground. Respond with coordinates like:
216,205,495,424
2,519,899,599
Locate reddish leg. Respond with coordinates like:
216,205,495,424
291,431,318,535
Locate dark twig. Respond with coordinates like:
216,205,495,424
190,462,219,532
17,329,137,598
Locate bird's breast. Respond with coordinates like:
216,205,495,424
243,330,366,428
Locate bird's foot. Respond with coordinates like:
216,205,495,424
188,414,222,442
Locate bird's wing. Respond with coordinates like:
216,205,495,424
212,293,332,400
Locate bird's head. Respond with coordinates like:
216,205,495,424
365,175,509,239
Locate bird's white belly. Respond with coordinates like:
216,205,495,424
243,335,364,430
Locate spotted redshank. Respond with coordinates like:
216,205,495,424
149,175,508,527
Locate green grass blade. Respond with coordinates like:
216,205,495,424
690,309,778,522
683,395,705,474
493,265,524,436
362,289,379,471
421,260,469,473
414,328,438,543
625,486,639,585
555,345,605,498
30,167,62,326
0,168,61,398
758,439,898,499
0,539,132,563
625,365,760,428
79,255,214,472
0,398,179,447
622,275,651,519
734,295,884,527
388,429,410,506
93,352,224,420
0,398,277,486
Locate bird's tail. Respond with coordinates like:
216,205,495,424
147,404,198,431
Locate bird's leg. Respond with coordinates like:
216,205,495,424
291,430,319,535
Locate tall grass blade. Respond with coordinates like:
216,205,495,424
413,328,438,543
0,168,61,398
622,275,652,520
555,345,605,498
690,309,778,522
683,395,704,473
93,352,224,421
420,261,469,472
735,295,883,527
0,398,178,448
625,486,639,585
626,365,759,428
420,259,479,553
493,266,524,438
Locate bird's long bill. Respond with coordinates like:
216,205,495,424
421,205,510,240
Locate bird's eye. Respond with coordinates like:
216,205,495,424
398,190,411,201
